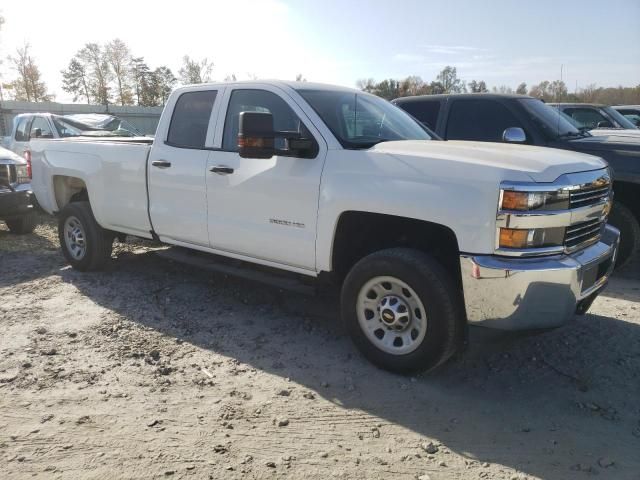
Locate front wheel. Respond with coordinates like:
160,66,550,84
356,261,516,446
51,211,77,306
608,201,640,269
58,201,114,271
341,248,465,373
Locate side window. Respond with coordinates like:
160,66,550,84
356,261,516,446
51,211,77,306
446,99,525,142
166,90,217,149
14,117,30,141
562,108,608,129
222,89,313,154
399,101,441,130
29,117,54,139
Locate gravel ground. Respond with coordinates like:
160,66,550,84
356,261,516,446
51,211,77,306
1,213,639,480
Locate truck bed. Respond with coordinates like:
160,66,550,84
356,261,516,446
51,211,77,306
30,137,154,238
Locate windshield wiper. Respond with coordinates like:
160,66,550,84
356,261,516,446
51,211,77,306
557,131,588,139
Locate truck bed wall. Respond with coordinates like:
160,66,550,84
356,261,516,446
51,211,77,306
30,139,154,238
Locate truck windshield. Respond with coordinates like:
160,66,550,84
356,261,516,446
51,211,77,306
518,98,587,140
296,89,432,149
603,106,638,129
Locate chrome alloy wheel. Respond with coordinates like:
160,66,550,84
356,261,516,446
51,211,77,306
63,216,87,260
356,276,428,355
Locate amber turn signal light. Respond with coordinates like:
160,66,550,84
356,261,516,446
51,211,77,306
501,191,529,210
499,228,530,249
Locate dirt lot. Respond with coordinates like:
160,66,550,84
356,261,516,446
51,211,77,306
1,213,639,480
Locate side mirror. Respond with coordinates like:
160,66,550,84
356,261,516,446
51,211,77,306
33,128,42,138
238,111,275,159
597,120,613,128
502,127,526,143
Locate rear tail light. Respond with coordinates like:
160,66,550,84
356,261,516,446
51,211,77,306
23,150,32,179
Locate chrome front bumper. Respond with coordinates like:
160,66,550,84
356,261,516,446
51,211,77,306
459,224,620,330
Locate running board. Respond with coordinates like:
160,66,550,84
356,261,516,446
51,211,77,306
155,247,317,295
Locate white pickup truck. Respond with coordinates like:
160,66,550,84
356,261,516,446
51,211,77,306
31,81,619,372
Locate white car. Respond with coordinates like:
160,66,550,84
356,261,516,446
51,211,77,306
30,81,619,372
4,113,147,160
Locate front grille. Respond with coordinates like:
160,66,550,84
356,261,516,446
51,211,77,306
569,185,610,209
0,165,11,189
564,174,612,252
565,218,605,251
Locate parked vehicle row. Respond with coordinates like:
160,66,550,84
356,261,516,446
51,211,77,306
393,93,640,267
30,81,619,372
2,113,145,160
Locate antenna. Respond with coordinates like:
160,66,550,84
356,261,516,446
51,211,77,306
556,64,564,138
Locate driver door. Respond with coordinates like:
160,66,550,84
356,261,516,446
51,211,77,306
206,86,327,271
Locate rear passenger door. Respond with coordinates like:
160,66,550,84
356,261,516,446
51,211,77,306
445,98,529,143
148,88,222,246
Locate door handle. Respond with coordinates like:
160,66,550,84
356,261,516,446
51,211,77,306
210,165,235,175
151,160,172,168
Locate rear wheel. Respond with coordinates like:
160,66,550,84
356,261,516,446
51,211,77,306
5,212,37,234
341,248,465,373
608,201,640,269
58,201,113,271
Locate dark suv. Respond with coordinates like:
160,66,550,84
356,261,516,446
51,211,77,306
0,146,36,234
393,94,640,267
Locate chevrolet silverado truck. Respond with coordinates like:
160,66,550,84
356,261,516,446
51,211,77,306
0,145,36,234
394,93,640,267
30,81,619,373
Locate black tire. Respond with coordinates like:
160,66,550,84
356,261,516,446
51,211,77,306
5,212,37,234
608,201,640,269
58,201,113,271
341,248,465,374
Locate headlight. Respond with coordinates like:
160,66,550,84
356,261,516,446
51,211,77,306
499,227,566,249
15,164,30,184
501,190,569,211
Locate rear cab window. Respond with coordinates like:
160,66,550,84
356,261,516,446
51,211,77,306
166,90,218,149
14,117,31,141
398,101,441,130
446,99,526,142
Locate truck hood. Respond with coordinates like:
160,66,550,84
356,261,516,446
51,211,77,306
370,140,607,183
567,133,640,153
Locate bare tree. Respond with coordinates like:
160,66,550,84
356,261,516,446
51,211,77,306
436,66,464,94
130,56,150,105
468,80,488,93
106,38,133,105
61,58,91,104
178,55,213,84
7,43,52,102
154,66,177,106
516,82,527,95
78,43,112,105
492,85,514,94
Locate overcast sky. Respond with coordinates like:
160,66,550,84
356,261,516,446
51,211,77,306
0,0,638,103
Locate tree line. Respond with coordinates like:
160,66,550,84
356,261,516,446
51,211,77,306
357,66,640,104
1,14,638,107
